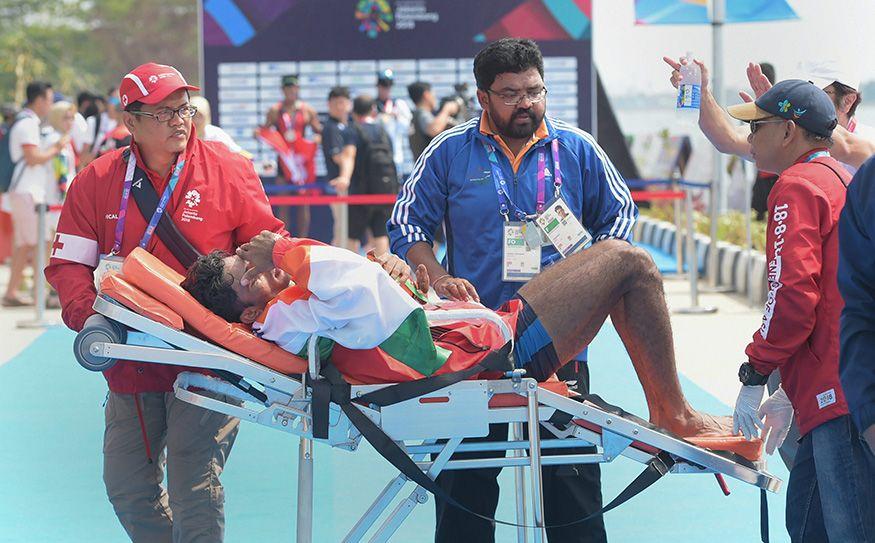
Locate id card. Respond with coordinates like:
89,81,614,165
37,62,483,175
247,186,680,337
535,196,592,257
94,254,124,290
503,222,541,282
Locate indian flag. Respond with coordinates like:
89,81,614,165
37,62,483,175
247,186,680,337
253,239,449,376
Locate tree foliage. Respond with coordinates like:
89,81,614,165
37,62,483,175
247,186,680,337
0,0,198,105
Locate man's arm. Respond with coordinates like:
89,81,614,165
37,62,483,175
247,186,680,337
44,168,101,331
306,104,323,134
745,179,828,374
838,159,875,446
663,56,752,160
330,145,356,193
831,126,875,169
424,102,459,138
571,131,638,241
387,134,479,301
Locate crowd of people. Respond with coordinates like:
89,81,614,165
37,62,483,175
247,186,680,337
1,35,873,543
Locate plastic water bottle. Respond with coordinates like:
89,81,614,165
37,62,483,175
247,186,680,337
676,52,701,112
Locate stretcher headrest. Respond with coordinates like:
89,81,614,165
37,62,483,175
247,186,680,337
100,271,183,330
116,247,307,375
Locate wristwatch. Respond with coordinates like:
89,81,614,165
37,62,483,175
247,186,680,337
738,362,770,386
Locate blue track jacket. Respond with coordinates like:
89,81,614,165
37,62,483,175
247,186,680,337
838,157,875,435
388,115,638,310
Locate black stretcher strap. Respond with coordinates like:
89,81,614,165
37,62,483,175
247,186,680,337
310,345,678,530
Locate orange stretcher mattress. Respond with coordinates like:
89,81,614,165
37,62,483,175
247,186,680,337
102,247,308,375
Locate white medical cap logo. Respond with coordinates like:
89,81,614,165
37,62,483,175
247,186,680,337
149,75,158,84
121,95,128,107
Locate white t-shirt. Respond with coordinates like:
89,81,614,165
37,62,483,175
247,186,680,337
203,123,244,154
84,112,116,154
70,112,90,154
9,109,52,202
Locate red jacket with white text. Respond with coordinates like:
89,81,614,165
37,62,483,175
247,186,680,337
745,151,850,435
46,132,287,393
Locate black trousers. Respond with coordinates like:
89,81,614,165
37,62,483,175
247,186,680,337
433,362,608,543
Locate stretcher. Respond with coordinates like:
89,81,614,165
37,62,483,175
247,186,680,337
74,248,782,542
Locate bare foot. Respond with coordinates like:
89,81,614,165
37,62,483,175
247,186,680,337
655,411,734,438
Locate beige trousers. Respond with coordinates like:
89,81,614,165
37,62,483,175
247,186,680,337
103,391,239,543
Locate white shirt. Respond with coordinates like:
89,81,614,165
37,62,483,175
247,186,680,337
203,124,245,154
70,112,90,154
377,97,413,172
85,112,116,154
9,109,52,202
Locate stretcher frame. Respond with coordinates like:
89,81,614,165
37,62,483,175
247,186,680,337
82,294,782,543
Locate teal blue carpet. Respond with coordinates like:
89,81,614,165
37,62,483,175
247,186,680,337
0,323,788,542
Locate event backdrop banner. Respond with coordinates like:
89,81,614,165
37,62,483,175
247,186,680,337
201,0,593,176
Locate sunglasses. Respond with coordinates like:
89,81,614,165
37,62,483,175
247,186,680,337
749,117,786,134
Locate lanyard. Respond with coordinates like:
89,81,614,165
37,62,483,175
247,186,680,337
804,149,830,162
484,139,561,221
112,152,185,255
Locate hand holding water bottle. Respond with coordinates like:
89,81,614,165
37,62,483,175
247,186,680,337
663,54,710,97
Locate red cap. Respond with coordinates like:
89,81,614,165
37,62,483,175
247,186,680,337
119,62,200,109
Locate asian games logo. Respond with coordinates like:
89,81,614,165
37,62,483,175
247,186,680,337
355,0,393,39
185,189,201,208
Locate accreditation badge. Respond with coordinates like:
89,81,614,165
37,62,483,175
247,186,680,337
94,254,125,290
503,221,541,282
535,196,592,257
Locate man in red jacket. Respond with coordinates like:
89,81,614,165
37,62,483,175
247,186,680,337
45,63,287,542
729,80,875,542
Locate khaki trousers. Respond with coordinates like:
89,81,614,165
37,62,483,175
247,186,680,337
103,391,239,543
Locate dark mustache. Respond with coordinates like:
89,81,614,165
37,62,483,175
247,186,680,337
513,109,536,120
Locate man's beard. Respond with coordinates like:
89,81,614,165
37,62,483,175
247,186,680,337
492,107,543,140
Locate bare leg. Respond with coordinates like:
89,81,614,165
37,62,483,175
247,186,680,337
4,244,33,302
517,239,730,437
296,204,310,238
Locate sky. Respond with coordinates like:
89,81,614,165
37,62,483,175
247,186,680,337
593,0,874,99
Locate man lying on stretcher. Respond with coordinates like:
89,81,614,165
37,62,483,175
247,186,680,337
182,231,732,440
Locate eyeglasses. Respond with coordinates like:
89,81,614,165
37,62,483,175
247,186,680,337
129,104,197,123
487,87,547,107
749,117,786,134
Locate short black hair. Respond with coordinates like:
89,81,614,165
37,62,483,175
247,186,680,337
407,82,431,104
76,91,94,109
473,38,544,91
181,250,245,322
353,94,375,117
26,81,52,105
328,86,350,100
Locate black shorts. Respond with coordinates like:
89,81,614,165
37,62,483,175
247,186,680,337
348,205,392,240
509,293,561,381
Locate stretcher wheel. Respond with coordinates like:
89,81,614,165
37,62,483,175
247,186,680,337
73,314,127,372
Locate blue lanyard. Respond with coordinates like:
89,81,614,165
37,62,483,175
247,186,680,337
804,150,830,162
483,139,561,221
113,151,185,254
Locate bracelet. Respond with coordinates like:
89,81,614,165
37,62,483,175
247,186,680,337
431,273,451,288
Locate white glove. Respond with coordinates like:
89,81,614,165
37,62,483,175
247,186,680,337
733,384,765,440
758,386,794,455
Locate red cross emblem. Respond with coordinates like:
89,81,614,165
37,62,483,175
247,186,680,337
51,234,64,256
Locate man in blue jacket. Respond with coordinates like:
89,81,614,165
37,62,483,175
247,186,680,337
388,38,653,543
838,158,875,461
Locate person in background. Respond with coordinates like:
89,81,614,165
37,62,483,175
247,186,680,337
189,96,248,157
348,94,397,254
263,74,323,236
94,96,131,156
375,69,412,177
320,86,355,246
4,81,65,307
407,81,461,161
